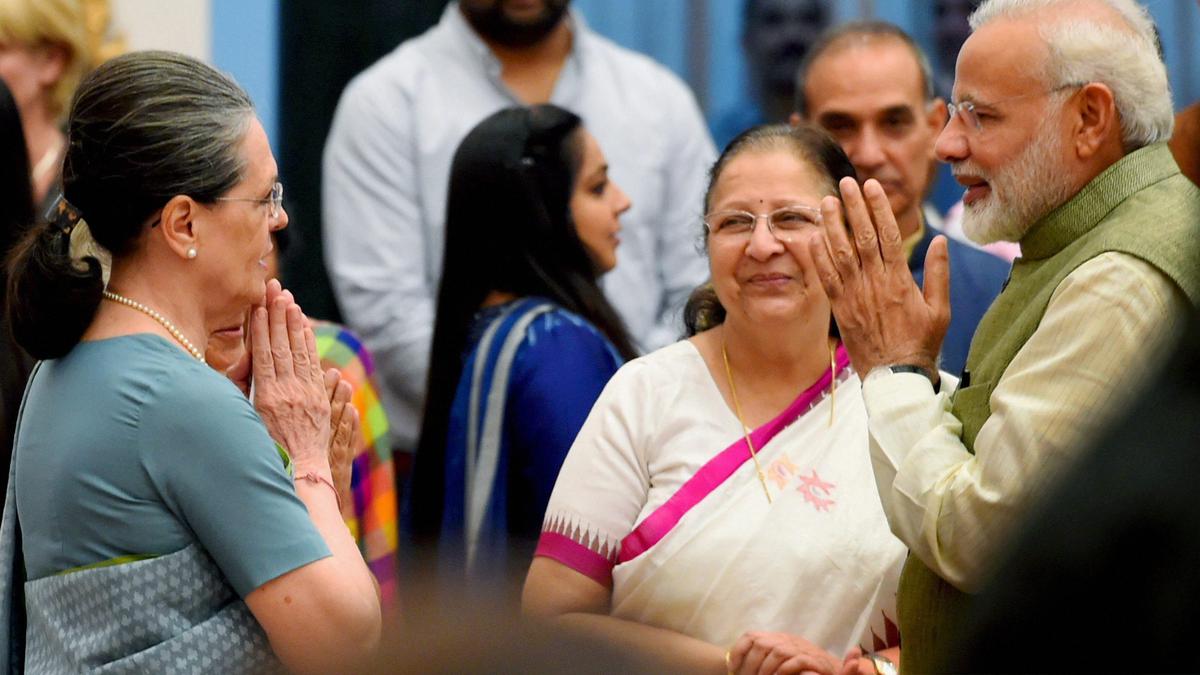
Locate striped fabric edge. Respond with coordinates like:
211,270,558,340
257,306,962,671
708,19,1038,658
535,512,622,586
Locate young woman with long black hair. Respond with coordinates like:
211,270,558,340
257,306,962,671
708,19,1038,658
411,104,637,592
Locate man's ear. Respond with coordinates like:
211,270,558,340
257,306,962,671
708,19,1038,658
157,195,201,261
926,97,949,133
788,112,802,128
1072,82,1118,160
925,98,949,162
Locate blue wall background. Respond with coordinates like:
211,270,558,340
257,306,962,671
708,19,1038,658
212,0,1199,172
212,0,280,155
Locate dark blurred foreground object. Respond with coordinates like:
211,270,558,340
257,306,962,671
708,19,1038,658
366,599,672,674
0,77,35,516
947,312,1200,671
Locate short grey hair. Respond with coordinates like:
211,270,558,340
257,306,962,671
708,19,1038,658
969,0,1173,149
794,21,936,117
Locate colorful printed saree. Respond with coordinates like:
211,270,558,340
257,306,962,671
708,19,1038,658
313,322,398,605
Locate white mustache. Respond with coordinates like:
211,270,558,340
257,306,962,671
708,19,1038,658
951,162,989,181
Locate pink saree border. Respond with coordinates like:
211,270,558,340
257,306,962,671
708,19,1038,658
616,345,850,564
535,531,615,586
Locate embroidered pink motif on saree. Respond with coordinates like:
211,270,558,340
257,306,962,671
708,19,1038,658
767,455,799,490
797,469,836,511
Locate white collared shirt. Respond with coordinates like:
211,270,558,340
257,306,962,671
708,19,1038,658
322,3,716,448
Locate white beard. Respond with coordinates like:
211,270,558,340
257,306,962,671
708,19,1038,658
957,118,1076,245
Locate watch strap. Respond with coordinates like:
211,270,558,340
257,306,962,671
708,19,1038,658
887,363,940,392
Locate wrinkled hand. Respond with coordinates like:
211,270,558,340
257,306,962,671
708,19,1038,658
728,632,841,675
326,370,358,509
808,177,951,377
250,279,332,471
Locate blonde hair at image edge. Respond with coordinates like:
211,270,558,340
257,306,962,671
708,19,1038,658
0,0,125,119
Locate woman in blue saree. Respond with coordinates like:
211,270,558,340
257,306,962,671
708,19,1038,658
411,105,639,594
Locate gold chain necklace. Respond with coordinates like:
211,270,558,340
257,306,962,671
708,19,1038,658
101,290,205,361
721,333,839,505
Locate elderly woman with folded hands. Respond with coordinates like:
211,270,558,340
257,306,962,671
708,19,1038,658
2,51,380,673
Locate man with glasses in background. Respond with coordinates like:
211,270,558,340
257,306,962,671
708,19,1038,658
793,21,1009,376
807,0,1200,669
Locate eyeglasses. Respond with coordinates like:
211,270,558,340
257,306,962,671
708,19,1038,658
946,82,1085,133
214,182,284,219
703,205,822,242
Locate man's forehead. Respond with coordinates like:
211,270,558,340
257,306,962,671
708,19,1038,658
815,100,920,122
952,18,1048,101
807,40,927,111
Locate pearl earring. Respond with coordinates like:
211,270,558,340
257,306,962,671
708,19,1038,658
186,248,197,259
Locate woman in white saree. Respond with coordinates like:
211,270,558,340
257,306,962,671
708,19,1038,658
524,125,907,675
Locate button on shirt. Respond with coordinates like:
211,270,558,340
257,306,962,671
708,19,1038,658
323,3,716,448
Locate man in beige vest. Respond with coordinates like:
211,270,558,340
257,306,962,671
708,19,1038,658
808,0,1200,670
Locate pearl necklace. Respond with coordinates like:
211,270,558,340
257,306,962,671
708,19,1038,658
101,290,205,362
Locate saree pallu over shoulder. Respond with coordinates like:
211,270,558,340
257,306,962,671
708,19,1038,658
615,347,852,565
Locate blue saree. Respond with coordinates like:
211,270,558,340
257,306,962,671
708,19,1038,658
439,298,623,585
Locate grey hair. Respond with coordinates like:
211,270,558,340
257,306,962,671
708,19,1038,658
4,49,256,359
63,49,255,255
794,21,936,117
969,0,1173,149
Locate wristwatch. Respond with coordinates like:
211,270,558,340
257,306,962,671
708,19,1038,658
868,652,898,675
887,363,940,392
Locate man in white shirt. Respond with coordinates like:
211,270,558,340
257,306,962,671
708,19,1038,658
323,0,715,455
807,0,1200,669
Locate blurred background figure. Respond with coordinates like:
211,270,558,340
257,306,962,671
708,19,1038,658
322,0,715,509
711,0,831,148
1171,97,1200,185
206,227,401,608
932,0,982,100
0,77,33,516
413,105,636,600
1170,1,1199,185
0,0,121,210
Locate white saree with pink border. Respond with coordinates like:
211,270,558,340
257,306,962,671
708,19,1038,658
536,340,905,655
